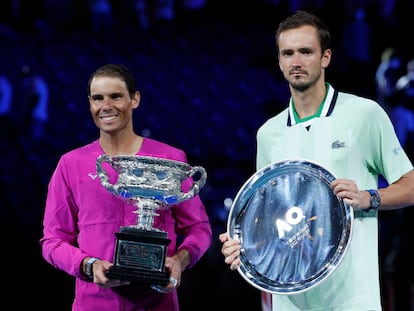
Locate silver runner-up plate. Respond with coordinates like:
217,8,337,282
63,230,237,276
227,159,353,294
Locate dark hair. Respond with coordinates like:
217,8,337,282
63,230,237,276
87,64,136,97
275,10,331,53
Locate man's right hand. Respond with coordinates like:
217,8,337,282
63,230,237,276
219,232,241,270
87,258,130,288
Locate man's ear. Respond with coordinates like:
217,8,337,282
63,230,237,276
132,91,140,109
322,49,332,69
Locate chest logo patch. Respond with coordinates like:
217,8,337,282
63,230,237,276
331,140,345,149
88,172,98,180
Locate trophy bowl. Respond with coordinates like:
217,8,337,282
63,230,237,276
96,154,207,285
227,159,353,294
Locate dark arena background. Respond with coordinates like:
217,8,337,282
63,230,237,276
1,0,413,310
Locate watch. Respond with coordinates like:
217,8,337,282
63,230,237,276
365,189,380,212
84,257,99,279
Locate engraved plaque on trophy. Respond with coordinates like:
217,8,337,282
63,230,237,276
96,154,207,285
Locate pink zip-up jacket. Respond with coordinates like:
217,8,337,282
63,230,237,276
40,138,212,311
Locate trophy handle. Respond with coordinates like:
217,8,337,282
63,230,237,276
178,166,207,201
96,154,117,195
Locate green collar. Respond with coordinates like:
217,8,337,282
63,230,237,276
293,83,330,124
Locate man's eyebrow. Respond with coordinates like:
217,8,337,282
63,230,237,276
91,92,124,97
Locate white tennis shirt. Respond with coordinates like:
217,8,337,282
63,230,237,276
256,84,412,310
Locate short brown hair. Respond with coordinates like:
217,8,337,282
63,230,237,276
275,10,331,53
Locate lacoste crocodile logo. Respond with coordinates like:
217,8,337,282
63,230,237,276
331,140,345,149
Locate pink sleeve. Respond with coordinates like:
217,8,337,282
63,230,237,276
40,156,88,278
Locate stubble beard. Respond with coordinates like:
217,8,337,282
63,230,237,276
289,72,321,93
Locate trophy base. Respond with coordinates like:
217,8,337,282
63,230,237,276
106,226,171,285
105,266,170,285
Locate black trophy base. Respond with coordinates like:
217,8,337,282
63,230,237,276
106,226,171,285
105,266,170,285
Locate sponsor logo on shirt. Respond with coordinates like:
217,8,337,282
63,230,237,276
331,140,345,149
88,172,98,180
392,146,402,155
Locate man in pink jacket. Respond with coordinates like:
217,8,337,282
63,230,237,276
40,64,212,311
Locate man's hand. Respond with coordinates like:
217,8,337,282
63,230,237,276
331,179,369,210
219,232,241,270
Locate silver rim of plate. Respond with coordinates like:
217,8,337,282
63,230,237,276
227,159,353,294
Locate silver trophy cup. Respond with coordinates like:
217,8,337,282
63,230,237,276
96,154,207,285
